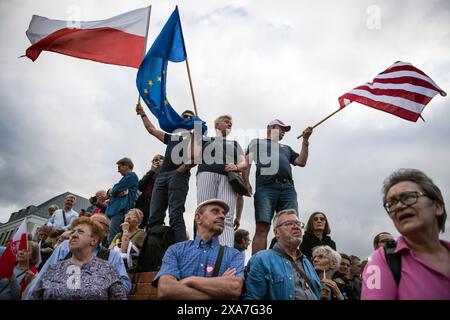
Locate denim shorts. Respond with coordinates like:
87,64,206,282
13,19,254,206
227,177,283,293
253,182,299,224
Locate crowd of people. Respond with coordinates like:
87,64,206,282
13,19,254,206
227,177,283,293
0,105,448,300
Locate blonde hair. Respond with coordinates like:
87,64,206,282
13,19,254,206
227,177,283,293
28,241,40,265
127,208,144,224
214,115,232,128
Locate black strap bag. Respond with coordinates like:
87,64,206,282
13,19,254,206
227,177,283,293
228,172,249,196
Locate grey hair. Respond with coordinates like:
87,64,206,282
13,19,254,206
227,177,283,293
273,208,298,230
312,245,342,274
382,168,446,233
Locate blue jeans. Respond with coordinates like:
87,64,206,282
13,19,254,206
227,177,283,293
148,170,190,243
107,212,124,245
253,182,298,224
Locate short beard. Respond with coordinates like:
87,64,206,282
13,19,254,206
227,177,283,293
285,237,301,248
211,226,224,237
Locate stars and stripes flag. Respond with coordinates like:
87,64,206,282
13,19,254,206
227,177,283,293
338,61,446,122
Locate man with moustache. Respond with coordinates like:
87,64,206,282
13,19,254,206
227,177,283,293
243,209,321,300
153,199,244,299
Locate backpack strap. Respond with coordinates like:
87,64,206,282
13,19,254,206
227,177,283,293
383,241,402,286
212,245,225,277
62,210,67,226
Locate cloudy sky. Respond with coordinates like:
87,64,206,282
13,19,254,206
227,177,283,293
1,0,449,260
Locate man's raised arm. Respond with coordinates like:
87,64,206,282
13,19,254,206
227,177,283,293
136,103,165,143
294,126,313,167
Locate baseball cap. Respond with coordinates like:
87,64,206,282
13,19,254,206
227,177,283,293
195,199,230,214
267,119,291,131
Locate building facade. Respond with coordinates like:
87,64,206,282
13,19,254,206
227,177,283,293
0,192,90,246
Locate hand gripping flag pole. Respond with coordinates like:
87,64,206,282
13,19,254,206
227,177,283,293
297,61,446,139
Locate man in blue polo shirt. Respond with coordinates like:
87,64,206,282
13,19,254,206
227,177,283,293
152,199,244,299
244,119,313,255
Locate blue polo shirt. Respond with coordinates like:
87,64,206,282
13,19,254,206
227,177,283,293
152,236,244,287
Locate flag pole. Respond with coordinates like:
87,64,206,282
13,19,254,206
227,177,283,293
25,218,29,270
185,57,198,116
176,6,199,116
137,5,152,105
297,108,343,139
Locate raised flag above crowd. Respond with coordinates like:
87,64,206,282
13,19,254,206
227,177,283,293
136,6,207,134
24,6,151,68
338,61,446,122
0,218,28,279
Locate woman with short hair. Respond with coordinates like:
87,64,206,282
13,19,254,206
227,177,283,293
30,217,126,300
109,208,146,271
362,169,450,300
312,245,345,300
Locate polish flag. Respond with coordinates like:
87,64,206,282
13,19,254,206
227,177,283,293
0,218,28,279
25,6,151,68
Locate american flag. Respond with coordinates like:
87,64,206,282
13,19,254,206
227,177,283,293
338,61,446,122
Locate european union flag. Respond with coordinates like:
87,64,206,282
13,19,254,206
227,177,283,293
136,6,207,133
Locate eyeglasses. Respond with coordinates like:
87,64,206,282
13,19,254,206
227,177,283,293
152,158,163,163
378,239,394,245
276,220,305,229
313,216,325,222
383,191,429,213
182,114,194,120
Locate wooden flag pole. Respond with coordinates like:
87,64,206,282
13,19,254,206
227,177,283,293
185,56,198,116
297,108,343,139
137,5,152,106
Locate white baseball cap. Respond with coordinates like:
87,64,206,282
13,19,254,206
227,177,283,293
195,199,230,214
267,119,291,131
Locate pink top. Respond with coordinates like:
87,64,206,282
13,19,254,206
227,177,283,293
362,236,450,300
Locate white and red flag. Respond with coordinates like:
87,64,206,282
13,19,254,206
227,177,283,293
24,6,151,68
338,61,446,122
0,218,28,279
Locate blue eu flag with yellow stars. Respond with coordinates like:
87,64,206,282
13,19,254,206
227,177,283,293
136,6,207,133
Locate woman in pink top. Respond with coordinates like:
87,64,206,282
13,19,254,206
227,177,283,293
362,169,450,300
